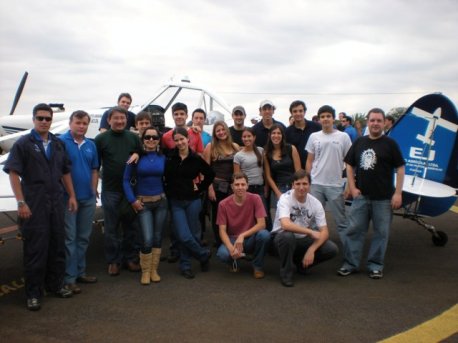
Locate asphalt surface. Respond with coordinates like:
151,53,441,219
0,207,457,342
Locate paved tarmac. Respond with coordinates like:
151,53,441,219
0,208,457,342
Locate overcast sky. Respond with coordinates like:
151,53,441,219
1,0,457,124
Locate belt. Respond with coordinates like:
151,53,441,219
136,194,165,203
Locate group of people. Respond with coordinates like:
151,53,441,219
3,93,405,311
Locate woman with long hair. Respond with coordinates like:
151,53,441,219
164,127,215,279
204,120,240,246
123,127,167,285
264,124,301,201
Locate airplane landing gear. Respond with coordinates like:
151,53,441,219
396,212,449,247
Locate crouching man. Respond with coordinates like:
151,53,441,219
272,170,338,287
216,172,270,279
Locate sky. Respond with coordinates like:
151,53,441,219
1,0,457,124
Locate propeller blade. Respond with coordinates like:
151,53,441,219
9,71,28,115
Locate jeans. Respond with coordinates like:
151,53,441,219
64,196,96,284
274,231,338,281
101,191,138,265
137,197,168,252
310,184,348,244
170,198,209,271
342,196,392,271
216,230,271,270
248,185,272,231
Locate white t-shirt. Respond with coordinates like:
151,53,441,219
305,130,352,187
233,147,264,186
272,190,327,238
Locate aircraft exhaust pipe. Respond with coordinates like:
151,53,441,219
9,71,28,115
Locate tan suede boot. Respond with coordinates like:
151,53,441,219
139,252,153,285
150,248,162,283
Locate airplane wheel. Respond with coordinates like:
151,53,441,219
432,231,448,247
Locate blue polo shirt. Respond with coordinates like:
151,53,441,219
60,130,99,200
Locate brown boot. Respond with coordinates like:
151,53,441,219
150,248,162,283
139,252,153,285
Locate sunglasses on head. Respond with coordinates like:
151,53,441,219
35,116,52,122
144,135,160,141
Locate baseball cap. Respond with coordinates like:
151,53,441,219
232,106,246,116
260,100,275,109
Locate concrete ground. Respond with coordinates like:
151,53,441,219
0,208,457,342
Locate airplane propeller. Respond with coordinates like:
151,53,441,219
9,71,28,115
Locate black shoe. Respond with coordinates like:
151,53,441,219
181,270,195,279
27,298,41,311
76,275,97,284
54,287,73,298
281,277,294,287
200,250,211,272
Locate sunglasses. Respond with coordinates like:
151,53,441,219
144,135,160,141
35,116,52,122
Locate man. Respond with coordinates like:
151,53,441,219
134,111,152,137
336,112,346,131
384,115,395,132
252,100,286,148
285,100,321,167
191,108,211,147
272,170,338,287
305,105,352,247
161,102,203,154
95,106,142,276
60,111,99,294
338,108,405,279
342,115,358,143
99,93,136,132
4,103,77,311
229,106,247,146
216,172,270,278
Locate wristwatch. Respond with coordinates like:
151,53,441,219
17,200,26,207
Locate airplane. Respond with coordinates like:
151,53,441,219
387,93,458,246
0,74,232,152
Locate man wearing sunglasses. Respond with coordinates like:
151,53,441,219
4,103,78,311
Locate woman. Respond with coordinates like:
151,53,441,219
123,127,167,285
164,127,215,279
233,127,272,230
264,124,301,201
203,121,240,246
354,119,364,137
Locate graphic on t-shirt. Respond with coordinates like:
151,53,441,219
290,205,312,224
360,149,377,170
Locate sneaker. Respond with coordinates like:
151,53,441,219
181,269,195,279
337,267,353,276
54,287,73,298
27,298,41,311
64,283,81,295
369,270,383,279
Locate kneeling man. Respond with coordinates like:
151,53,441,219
216,172,270,279
272,170,338,287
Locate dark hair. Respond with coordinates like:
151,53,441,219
344,115,353,125
118,93,132,103
33,103,53,117
172,126,188,138
69,110,90,123
367,108,385,120
385,115,395,124
135,111,152,124
292,169,311,183
141,126,162,155
231,171,249,184
192,108,206,120
265,124,288,160
172,102,188,114
317,105,335,119
289,100,307,113
242,127,262,167
108,106,128,119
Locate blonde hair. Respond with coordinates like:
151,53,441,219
210,121,237,161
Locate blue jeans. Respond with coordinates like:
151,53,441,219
170,198,209,271
101,191,138,265
137,197,168,252
64,196,96,284
310,184,348,244
216,230,270,270
342,196,392,271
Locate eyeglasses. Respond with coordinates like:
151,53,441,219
144,135,160,141
35,116,52,122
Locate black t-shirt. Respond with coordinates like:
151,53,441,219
285,120,321,167
229,126,244,146
344,135,405,200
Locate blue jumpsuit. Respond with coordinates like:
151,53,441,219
3,130,71,299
